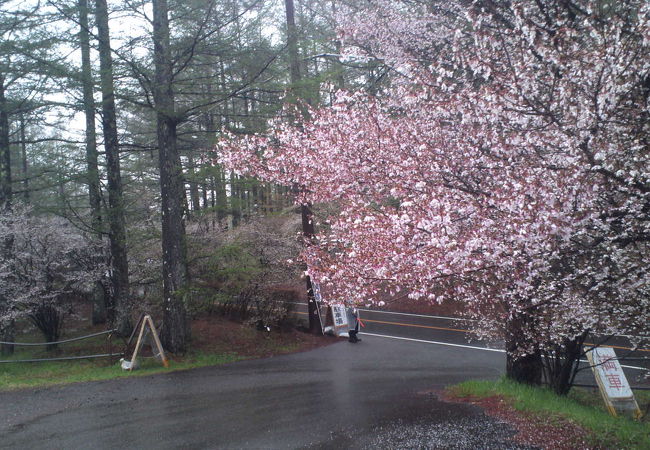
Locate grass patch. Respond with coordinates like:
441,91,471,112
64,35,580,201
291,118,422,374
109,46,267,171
1,314,328,392
448,378,650,449
0,350,243,391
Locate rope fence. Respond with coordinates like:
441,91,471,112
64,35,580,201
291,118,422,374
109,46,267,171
0,353,124,364
0,329,116,346
0,329,123,364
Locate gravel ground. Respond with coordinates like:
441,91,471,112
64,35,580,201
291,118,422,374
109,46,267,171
359,416,536,450
306,391,538,450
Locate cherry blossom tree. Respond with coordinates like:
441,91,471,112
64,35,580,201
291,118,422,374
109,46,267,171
0,206,103,350
218,0,650,392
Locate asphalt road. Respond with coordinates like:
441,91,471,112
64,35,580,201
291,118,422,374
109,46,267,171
299,303,650,388
1,305,647,449
1,335,512,449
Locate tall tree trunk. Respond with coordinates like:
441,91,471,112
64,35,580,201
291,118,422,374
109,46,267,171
80,0,102,234
201,182,208,210
330,1,345,90
210,175,216,229
215,57,231,227
542,331,588,396
239,177,247,221
229,171,240,227
285,0,319,334
266,185,272,213
187,154,201,213
95,0,131,335
0,76,10,211
56,156,66,210
152,0,190,353
0,75,15,356
182,183,191,220
216,169,227,223
284,0,301,89
19,115,28,202
251,182,258,215
300,191,320,335
258,182,265,214
80,0,107,325
505,305,543,385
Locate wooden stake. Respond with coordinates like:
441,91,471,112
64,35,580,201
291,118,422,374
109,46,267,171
128,316,148,371
127,314,169,370
145,315,169,368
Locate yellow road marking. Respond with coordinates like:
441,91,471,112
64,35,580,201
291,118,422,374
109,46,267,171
295,312,650,353
362,318,469,334
585,342,650,353
296,312,469,334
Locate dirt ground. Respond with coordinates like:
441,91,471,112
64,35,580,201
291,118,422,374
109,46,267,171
188,314,336,359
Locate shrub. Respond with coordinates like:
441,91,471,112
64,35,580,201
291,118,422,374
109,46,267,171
186,215,303,330
0,206,102,349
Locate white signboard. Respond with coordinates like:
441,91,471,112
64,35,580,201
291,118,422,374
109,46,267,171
331,303,349,335
589,347,633,399
321,303,349,337
587,346,641,419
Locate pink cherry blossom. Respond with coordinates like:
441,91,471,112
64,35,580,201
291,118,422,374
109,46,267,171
217,1,649,365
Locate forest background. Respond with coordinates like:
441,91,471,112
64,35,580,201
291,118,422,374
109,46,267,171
0,0,372,354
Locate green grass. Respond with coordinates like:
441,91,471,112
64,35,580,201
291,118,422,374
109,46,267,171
0,351,244,391
0,318,313,391
448,378,650,449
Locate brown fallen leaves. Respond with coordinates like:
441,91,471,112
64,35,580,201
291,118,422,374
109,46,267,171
442,393,601,450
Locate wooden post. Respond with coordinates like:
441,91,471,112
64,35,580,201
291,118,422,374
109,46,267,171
145,315,169,368
128,317,148,371
127,314,169,370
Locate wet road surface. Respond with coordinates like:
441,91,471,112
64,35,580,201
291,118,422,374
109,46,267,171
2,305,647,449
0,335,521,449
297,304,650,388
